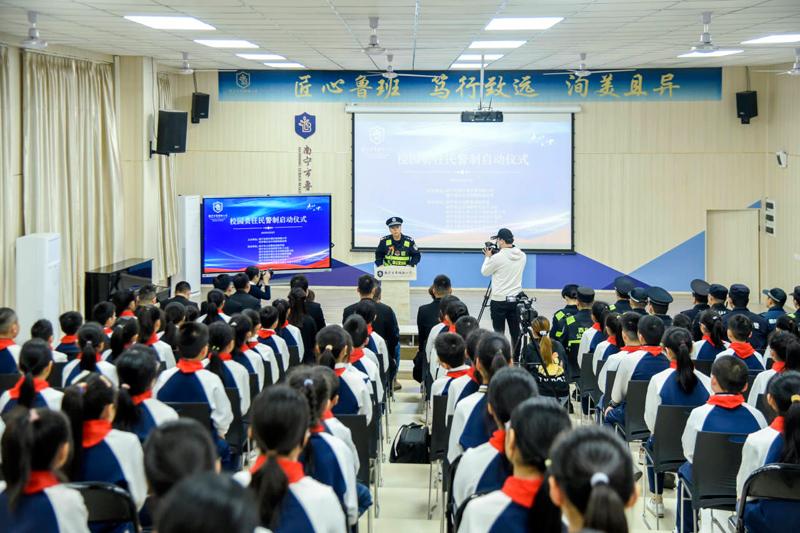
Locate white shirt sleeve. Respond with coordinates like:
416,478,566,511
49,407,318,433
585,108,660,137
207,373,234,437
644,374,661,432
682,405,708,464
611,354,637,404
47,485,90,533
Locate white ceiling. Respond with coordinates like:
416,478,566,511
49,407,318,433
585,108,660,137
0,0,798,71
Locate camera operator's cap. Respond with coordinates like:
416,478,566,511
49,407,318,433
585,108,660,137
646,286,673,306
690,279,710,297
386,217,403,227
762,287,787,306
613,276,635,297
729,284,750,300
561,283,578,299
708,283,728,300
629,287,648,304
576,286,595,303
491,228,514,242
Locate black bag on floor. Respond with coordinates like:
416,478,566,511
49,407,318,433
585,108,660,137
390,423,429,463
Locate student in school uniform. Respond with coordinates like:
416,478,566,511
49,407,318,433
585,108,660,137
715,314,766,371
273,298,304,364
63,323,119,387
354,298,390,375
604,315,670,427
343,315,383,404
643,327,711,517
154,322,234,470
0,408,90,533
447,329,491,418
591,312,623,375
692,310,726,360
56,311,83,361
159,301,186,352
92,301,117,337
30,318,69,363
112,289,137,321
315,365,360,475
679,279,711,340
723,284,769,352
676,356,767,533
549,284,579,341
238,386,347,533
458,397,570,533
549,426,638,533
453,368,540,510
763,314,799,362
428,298,468,384
113,346,178,443
228,314,266,392
609,276,634,314
430,333,470,398
0,339,64,413
577,301,610,362
748,332,800,407
105,319,139,363
597,312,643,409
257,305,291,380
197,289,231,325
136,305,176,368
62,374,148,512
317,325,373,424
242,308,278,385
206,322,251,417
0,307,21,374
448,332,512,464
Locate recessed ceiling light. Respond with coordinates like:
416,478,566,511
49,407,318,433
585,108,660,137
458,54,504,61
124,16,215,30
469,40,526,49
237,53,286,60
677,49,743,58
450,63,489,69
741,34,800,45
264,62,305,68
485,17,563,31
195,39,258,49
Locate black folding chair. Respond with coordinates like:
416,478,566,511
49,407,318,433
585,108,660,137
755,394,777,424
765,357,773,370
428,395,449,519
589,360,605,407
67,481,140,532
165,402,212,429
579,352,597,419
335,414,372,533
615,380,651,442
446,454,462,532
287,345,300,368
47,362,65,388
694,359,712,376
248,373,259,404
225,388,245,468
734,463,800,533
0,374,19,394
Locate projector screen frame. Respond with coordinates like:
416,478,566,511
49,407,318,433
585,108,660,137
349,111,576,254
200,193,334,275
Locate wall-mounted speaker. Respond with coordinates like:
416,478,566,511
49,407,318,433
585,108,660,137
191,92,210,124
152,110,187,156
736,91,758,124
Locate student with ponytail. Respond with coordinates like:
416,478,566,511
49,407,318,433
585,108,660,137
448,332,511,463
136,305,176,368
273,298,305,364
114,346,178,442
579,301,611,358
160,301,186,352
257,305,291,380
315,365,360,474
206,321,251,416
0,408,89,532
748,333,800,406
598,312,642,401
197,289,231,325
692,309,727,361
316,325,373,423
522,316,570,404
592,312,624,374
0,339,63,413
549,426,637,533
459,397,571,533
63,322,118,387
239,385,346,532
228,314,266,391
288,286,318,358
354,298,390,375
446,329,491,418
453,367,539,510
106,318,139,363
62,374,147,511
643,327,711,516
342,314,383,403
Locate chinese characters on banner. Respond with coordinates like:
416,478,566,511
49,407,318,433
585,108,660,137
294,112,316,192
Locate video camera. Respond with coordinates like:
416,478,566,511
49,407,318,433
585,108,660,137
483,240,500,255
510,292,538,326
258,269,274,283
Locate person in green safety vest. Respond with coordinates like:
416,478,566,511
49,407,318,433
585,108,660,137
374,217,421,268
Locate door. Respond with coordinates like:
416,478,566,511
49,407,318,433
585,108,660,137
706,209,760,297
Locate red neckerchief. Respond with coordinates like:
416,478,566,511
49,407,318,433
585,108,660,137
607,336,618,346
8,377,49,399
131,390,152,405
729,342,756,359
334,365,346,377
78,352,102,362
467,366,480,383
770,416,785,433
120,310,135,318
591,322,601,331
367,324,374,335
0,338,15,351
640,346,663,357
249,456,305,484
772,361,786,373
350,348,365,364
247,341,259,350
218,352,233,361
177,359,204,373
707,393,745,409
82,419,112,447
447,367,471,379
60,335,78,345
447,324,456,333
239,344,251,353
311,423,325,434
258,329,275,339
23,471,60,495
145,333,159,346
104,327,113,336
502,476,543,509
702,334,717,348
620,345,641,353
670,360,678,369
488,429,506,454
281,321,289,328
322,409,334,420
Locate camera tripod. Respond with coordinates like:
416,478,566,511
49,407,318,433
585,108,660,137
476,280,492,323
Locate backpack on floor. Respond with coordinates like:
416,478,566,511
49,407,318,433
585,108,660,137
390,423,429,464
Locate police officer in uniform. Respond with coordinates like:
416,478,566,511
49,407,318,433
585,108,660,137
629,287,648,316
609,276,634,314
708,283,730,318
760,287,787,334
561,286,595,383
789,286,800,329
679,279,710,340
646,286,673,328
549,284,578,341
375,217,421,268
722,284,769,352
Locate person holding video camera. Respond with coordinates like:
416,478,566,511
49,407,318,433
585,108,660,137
245,265,272,302
481,228,527,356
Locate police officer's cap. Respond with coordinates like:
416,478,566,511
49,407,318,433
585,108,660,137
561,284,578,299
708,284,728,300
690,279,710,297
386,217,403,227
629,287,648,304
729,284,750,300
576,286,595,304
794,286,800,302
613,276,635,297
762,287,787,306
647,286,673,306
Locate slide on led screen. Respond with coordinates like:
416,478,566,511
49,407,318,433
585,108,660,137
202,195,331,274
352,112,573,251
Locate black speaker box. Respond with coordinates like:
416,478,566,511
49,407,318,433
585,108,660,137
736,91,758,124
156,110,187,154
191,92,210,123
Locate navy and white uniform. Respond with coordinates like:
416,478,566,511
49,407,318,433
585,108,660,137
597,346,641,394
236,457,346,533
349,349,383,403
458,476,545,533
737,416,785,495
446,368,481,419
234,344,266,391
0,377,63,413
431,365,471,398
747,366,784,407
204,355,251,416
144,336,176,368
195,312,231,324
692,335,726,361
0,339,21,374
606,346,670,426
426,323,449,382
257,329,291,378
248,337,279,385
331,363,373,423
644,367,711,431
303,427,359,525
722,308,768,352
126,394,179,443
55,336,81,361
715,342,765,372
452,429,511,510
0,473,89,533
576,324,602,368
323,411,360,474
367,329,389,373
63,358,119,387
591,337,620,374
448,385,492,463
283,322,305,361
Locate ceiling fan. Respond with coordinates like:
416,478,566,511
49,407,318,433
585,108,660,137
365,53,436,79
363,16,385,56
754,47,800,76
543,53,633,77
178,52,193,75
678,11,742,57
21,11,47,50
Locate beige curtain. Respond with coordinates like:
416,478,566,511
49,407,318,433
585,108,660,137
22,52,122,312
0,45,22,306
154,74,179,282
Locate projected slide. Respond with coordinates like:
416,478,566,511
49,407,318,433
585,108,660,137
352,113,573,251
202,195,331,273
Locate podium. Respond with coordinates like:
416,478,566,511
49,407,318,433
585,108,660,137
374,265,416,324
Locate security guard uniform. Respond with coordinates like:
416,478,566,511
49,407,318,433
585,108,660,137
791,286,800,329
550,284,578,341
560,286,595,382
760,287,787,334
374,217,421,267
679,279,710,340
608,276,634,314
721,284,769,352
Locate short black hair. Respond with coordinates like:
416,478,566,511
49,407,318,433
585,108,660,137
727,314,752,342
711,355,749,393
620,312,641,338
233,272,249,290
0,308,17,335
357,274,377,296
435,332,466,368
59,311,83,335
138,284,157,303
671,313,692,330
290,274,309,291
650,302,669,315
175,281,191,294
731,292,750,308
178,322,209,359
213,274,232,291
244,266,260,280
354,299,377,325
637,315,665,346
111,289,136,315
454,315,479,341
432,275,451,295
591,301,610,323
92,301,116,325
30,319,54,341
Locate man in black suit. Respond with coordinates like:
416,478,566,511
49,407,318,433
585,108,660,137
223,273,261,315
343,274,399,385
161,281,199,311
416,274,452,359
245,266,272,302
290,274,326,331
